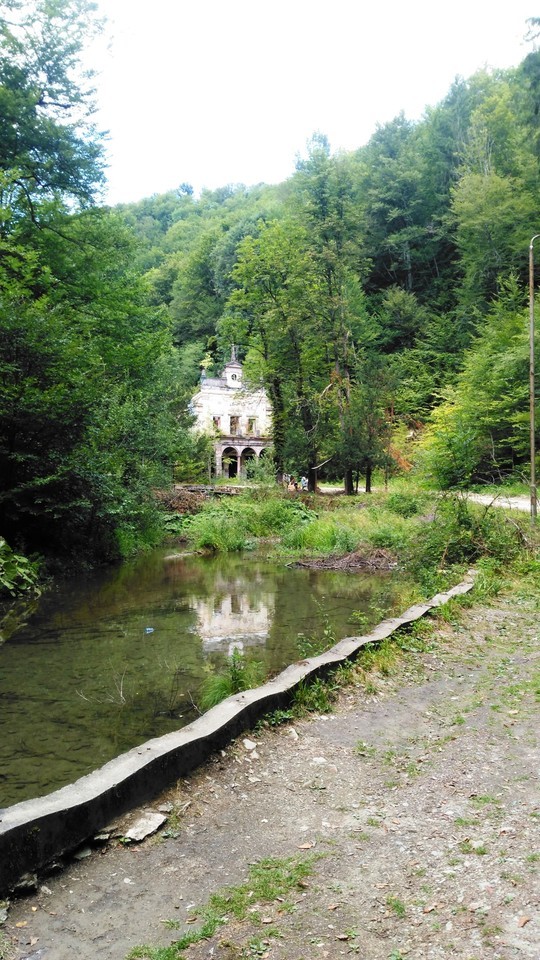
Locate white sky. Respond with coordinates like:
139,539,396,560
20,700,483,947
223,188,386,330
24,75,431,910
90,0,537,206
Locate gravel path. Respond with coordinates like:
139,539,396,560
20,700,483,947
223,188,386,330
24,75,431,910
2,591,539,960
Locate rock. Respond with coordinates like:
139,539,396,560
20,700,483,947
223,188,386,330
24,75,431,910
124,811,167,842
14,873,38,893
73,846,92,860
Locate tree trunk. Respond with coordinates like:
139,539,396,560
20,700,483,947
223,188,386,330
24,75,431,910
365,463,373,493
344,467,354,495
268,377,286,476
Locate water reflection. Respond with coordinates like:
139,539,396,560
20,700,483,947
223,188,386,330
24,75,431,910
0,548,406,807
191,577,273,655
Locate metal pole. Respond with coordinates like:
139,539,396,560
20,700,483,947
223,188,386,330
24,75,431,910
529,236,540,523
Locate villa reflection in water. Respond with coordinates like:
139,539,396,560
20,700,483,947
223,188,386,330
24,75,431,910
189,573,273,655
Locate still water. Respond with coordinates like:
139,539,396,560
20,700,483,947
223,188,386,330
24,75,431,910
0,548,405,807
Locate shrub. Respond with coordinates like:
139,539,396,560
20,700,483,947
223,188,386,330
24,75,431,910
282,517,358,553
365,510,411,551
184,512,250,552
386,492,420,517
0,539,40,598
406,493,525,575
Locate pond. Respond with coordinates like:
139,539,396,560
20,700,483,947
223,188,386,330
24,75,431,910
0,547,407,808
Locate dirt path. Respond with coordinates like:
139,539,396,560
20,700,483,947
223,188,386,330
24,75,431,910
467,493,531,514
2,591,539,960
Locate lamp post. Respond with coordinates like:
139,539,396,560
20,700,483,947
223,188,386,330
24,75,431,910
528,235,540,522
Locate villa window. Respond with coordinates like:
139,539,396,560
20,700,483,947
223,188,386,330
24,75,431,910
247,417,257,436
230,415,239,436
212,416,221,431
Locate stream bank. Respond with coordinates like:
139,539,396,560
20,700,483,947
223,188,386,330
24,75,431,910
2,583,538,960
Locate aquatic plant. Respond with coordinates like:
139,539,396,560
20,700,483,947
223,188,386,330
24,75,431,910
198,649,265,710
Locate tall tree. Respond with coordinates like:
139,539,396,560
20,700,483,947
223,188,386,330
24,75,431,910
0,1,189,562
0,0,105,223
420,278,534,487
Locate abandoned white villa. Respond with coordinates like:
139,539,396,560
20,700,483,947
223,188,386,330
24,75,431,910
190,351,273,478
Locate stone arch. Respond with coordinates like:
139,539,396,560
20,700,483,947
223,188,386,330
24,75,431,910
221,446,239,479
240,446,257,476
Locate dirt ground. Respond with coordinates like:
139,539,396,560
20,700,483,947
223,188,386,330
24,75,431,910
2,587,539,960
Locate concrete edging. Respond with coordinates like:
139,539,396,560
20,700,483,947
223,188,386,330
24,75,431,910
0,571,476,895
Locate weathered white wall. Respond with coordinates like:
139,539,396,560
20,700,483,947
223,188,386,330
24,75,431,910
191,361,272,440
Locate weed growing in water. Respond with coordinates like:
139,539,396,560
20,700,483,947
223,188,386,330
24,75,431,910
297,599,337,658
198,650,265,711
347,610,369,628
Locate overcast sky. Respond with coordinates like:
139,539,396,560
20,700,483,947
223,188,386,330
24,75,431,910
91,0,537,206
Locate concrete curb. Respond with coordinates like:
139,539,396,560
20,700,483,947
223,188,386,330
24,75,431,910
0,571,476,895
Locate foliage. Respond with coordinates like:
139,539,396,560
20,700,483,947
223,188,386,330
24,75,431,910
182,510,251,552
120,54,540,495
0,4,197,564
419,279,535,487
183,492,314,551
405,493,527,589
245,447,277,484
282,516,359,553
386,492,421,517
0,537,39,597
0,0,105,219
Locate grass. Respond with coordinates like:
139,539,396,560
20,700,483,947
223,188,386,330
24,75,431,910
459,840,488,855
176,481,538,610
127,855,315,959
198,650,265,711
181,493,314,553
0,930,14,960
386,895,407,918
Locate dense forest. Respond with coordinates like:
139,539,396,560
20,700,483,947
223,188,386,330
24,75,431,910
1,0,540,577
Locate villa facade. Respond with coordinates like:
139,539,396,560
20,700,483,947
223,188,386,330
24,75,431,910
190,353,273,478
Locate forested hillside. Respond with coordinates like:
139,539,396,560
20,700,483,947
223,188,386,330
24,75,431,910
1,0,539,578
119,46,540,491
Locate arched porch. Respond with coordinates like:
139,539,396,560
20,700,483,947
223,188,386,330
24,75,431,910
215,439,271,478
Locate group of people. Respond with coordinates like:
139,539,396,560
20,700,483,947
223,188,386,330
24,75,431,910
284,474,308,492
